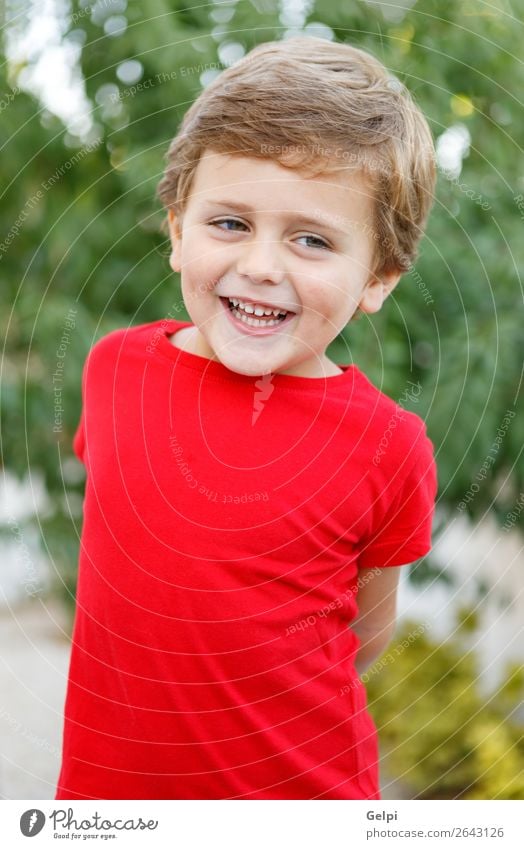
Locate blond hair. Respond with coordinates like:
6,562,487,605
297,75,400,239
157,36,436,278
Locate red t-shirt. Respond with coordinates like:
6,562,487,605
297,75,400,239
55,318,437,800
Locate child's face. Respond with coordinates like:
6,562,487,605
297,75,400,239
167,150,400,377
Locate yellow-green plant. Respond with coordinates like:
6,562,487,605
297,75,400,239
366,620,524,799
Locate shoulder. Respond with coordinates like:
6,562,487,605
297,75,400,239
350,366,434,469
353,366,427,432
84,319,168,369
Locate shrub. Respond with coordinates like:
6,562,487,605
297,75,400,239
366,619,524,799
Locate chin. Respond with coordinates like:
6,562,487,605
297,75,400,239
226,363,274,378
218,352,276,378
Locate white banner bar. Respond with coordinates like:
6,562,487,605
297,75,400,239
1,800,522,847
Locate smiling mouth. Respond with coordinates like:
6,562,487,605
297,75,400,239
221,296,295,328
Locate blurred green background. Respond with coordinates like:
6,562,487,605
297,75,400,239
1,0,523,799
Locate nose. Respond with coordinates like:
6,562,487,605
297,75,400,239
235,236,286,285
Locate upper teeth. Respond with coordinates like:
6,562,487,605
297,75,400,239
228,297,287,317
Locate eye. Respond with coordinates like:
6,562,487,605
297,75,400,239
296,234,331,250
208,219,330,250
208,217,248,232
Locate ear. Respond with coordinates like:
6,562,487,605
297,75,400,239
167,208,183,272
357,268,402,315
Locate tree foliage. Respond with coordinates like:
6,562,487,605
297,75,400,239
1,1,523,583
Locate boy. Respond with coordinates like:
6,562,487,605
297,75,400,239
56,36,437,800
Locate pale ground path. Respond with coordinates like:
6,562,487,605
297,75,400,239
0,598,71,799
0,598,407,800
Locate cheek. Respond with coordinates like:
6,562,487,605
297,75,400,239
183,240,228,285
302,279,347,318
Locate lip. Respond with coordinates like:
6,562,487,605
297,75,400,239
219,296,297,336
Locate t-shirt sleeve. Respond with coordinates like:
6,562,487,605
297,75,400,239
72,350,89,465
72,408,85,464
358,430,438,569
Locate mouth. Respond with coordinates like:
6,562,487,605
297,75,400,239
219,296,298,335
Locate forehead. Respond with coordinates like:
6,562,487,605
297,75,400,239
187,149,374,225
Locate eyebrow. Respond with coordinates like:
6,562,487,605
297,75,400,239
201,199,349,236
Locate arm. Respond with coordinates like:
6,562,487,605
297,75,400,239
351,566,403,677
